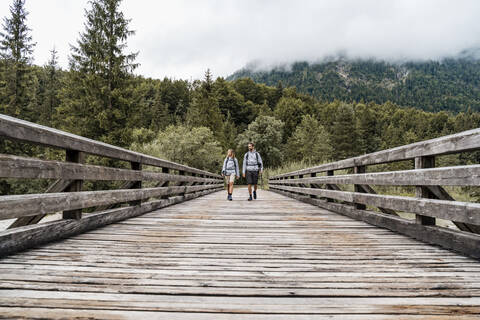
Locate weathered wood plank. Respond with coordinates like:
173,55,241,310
2,282,480,297
0,307,479,320
273,127,480,178
0,184,223,220
1,291,480,316
0,154,221,183
270,164,480,186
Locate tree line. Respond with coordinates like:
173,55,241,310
1,0,480,196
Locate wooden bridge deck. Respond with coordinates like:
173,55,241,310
1,188,479,319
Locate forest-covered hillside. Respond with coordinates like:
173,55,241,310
228,57,480,113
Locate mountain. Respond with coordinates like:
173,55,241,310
227,57,480,113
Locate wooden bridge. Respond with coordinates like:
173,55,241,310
0,114,480,319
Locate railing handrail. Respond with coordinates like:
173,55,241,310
0,114,220,178
272,127,480,179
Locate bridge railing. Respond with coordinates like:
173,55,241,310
269,128,480,259
0,114,223,256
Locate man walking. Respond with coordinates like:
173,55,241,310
242,142,263,201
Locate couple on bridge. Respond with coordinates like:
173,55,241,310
221,142,263,201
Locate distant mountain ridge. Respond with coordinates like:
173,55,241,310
227,57,480,113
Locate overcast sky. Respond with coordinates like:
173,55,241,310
1,0,479,80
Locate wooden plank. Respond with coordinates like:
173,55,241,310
269,185,480,225
1,279,480,296
1,291,480,315
0,154,221,183
269,164,480,186
1,265,477,279
0,307,479,320
356,184,398,215
7,179,74,229
270,188,480,259
273,127,480,178
0,188,222,257
0,114,220,178
0,184,223,220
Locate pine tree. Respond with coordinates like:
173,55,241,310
40,47,61,126
0,0,36,119
58,0,138,147
186,70,224,136
219,112,238,150
203,69,213,93
330,103,358,160
355,103,381,154
272,80,283,108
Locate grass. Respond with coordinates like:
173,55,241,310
261,160,328,189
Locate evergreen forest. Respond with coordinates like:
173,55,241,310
228,57,480,113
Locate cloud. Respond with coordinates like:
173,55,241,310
1,0,479,79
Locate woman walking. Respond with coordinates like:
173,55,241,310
221,149,240,201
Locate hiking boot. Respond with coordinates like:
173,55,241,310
248,195,253,201
228,194,232,201
253,191,257,199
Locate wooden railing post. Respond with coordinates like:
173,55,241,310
161,167,170,199
415,156,436,225
310,173,317,198
129,161,142,206
190,173,198,195
179,170,186,197
326,170,334,202
354,165,367,210
63,150,84,220
290,176,296,195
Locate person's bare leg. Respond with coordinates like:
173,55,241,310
254,184,258,191
229,182,234,194
248,184,252,195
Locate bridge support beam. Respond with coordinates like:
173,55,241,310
129,162,142,206
326,170,335,202
354,166,367,210
158,167,170,199
415,156,436,226
63,150,84,220
309,173,318,198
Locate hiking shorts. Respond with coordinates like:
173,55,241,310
225,174,235,184
246,170,259,185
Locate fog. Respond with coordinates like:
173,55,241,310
1,0,479,79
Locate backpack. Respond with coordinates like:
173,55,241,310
246,152,260,167
223,157,237,174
